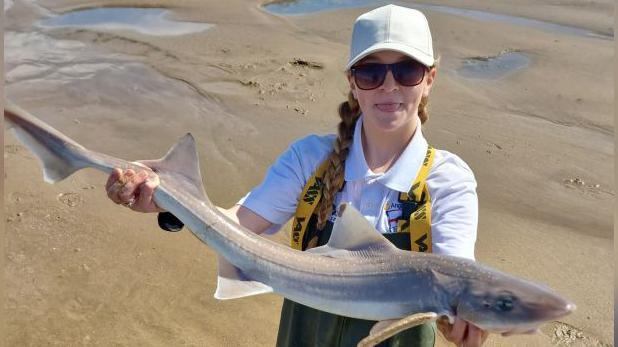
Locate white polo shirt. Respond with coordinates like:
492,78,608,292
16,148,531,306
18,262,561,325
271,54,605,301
239,116,478,260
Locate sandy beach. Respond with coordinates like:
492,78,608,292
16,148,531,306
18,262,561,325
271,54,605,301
4,0,614,346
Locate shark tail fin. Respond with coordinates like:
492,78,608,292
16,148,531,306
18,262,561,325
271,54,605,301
5,101,88,183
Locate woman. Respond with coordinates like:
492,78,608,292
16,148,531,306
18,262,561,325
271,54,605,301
106,4,488,347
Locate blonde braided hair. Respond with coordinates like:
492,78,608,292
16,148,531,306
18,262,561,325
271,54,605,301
418,95,429,124
418,60,439,124
315,91,361,229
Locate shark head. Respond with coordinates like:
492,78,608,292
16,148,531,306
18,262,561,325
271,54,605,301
454,271,575,334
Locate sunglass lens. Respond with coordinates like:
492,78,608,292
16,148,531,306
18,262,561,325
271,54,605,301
393,61,425,86
354,64,387,90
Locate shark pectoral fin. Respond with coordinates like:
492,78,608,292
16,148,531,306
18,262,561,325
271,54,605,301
214,255,273,300
358,312,439,347
327,203,400,254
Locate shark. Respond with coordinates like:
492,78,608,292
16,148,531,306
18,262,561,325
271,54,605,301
5,101,575,341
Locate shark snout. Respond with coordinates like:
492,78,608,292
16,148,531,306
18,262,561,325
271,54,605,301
557,301,576,317
535,294,576,321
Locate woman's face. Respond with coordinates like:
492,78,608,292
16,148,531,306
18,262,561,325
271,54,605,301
348,50,436,135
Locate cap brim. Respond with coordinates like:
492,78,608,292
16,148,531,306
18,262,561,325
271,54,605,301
345,42,434,70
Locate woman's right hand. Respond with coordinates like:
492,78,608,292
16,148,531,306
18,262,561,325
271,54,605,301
105,168,165,213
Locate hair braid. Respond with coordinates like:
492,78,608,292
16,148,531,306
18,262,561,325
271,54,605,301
418,95,429,124
417,63,439,124
315,92,360,229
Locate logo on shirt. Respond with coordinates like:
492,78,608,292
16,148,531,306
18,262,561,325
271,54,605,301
384,201,403,233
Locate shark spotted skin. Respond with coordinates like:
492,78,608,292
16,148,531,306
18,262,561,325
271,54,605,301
4,101,575,337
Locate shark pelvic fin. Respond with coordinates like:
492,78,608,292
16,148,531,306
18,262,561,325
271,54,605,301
306,203,400,258
214,255,273,300
213,207,272,300
139,133,208,202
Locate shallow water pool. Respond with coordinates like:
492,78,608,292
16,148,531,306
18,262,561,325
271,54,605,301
457,52,531,79
263,0,610,40
39,7,212,36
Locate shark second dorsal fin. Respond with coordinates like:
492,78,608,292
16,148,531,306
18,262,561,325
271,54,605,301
139,133,207,202
306,203,400,258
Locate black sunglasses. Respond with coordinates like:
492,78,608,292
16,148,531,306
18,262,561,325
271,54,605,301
351,60,427,90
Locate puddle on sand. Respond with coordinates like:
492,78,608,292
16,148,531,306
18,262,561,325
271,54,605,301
263,0,379,15
38,7,212,36
457,52,530,79
263,0,611,40
416,4,611,40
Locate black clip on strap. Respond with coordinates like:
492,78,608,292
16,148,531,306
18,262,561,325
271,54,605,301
158,212,184,232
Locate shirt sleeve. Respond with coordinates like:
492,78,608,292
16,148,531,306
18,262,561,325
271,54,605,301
238,135,333,229
427,151,478,260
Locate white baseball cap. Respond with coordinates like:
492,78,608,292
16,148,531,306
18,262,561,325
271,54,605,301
346,4,435,70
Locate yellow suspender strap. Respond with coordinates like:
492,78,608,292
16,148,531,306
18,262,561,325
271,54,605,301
291,161,330,250
409,193,432,252
400,146,435,253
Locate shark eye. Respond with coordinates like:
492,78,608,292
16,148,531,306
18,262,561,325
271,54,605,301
496,297,514,312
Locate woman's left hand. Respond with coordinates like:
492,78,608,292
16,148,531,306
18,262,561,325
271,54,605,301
437,317,489,347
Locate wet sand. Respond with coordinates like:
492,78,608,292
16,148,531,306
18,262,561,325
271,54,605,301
4,0,614,346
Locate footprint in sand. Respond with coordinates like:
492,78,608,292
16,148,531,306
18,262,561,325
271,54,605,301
63,297,91,321
5,144,21,154
5,144,35,160
549,321,609,347
562,177,613,197
290,58,324,69
57,192,83,207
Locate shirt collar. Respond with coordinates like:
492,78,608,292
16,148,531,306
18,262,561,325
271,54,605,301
344,115,429,192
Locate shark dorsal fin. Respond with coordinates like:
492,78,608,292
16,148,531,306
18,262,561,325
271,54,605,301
306,203,400,257
139,133,207,201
